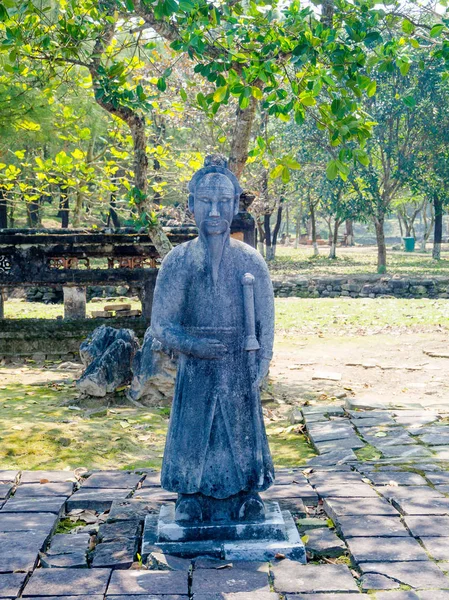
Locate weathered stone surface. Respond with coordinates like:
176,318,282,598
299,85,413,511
286,596,368,600
0,472,18,484
393,496,449,515
128,329,177,406
363,431,415,447
270,561,359,594
358,561,449,588
147,552,191,571
306,449,357,467
314,437,365,455
261,483,318,505
0,531,50,572
0,573,28,597
191,564,270,594
79,325,139,367
20,471,76,484
306,424,355,444
107,570,189,595
425,471,449,485
312,483,379,498
346,536,429,562
375,593,419,600
48,534,90,555
77,337,137,397
418,433,449,446
14,483,74,498
39,552,88,569
337,515,409,538
404,515,449,537
323,497,398,521
98,520,140,542
303,527,346,558
419,536,449,561
377,445,433,459
1,497,66,515
194,594,277,600
132,489,177,503
0,512,57,532
365,472,427,486
108,499,159,522
140,472,162,488
0,485,12,501
81,472,144,490
360,573,401,591
66,489,131,512
91,540,136,569
23,569,111,596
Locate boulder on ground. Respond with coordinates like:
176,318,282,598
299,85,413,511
79,325,139,366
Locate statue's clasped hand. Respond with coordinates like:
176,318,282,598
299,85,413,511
190,338,228,360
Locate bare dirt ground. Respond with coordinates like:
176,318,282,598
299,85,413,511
271,331,449,411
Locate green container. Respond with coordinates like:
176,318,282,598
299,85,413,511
403,237,415,252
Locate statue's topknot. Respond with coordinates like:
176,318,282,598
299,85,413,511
204,154,228,169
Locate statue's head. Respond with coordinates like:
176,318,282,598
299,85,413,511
188,155,242,234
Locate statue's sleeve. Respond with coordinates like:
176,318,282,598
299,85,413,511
254,257,275,361
150,247,196,355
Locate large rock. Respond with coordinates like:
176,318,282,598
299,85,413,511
127,328,177,406
79,325,139,366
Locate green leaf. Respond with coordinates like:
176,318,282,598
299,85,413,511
402,19,415,34
125,0,134,10
326,160,338,180
0,3,8,21
366,80,376,97
239,93,250,109
164,0,178,16
430,24,445,38
398,60,410,76
179,88,187,101
157,77,167,92
300,95,316,106
270,164,283,179
251,86,263,100
281,166,290,183
402,95,416,108
213,86,228,102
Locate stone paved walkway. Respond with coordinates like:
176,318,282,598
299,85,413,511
3,405,449,598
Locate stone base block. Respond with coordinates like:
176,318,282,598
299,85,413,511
142,502,306,562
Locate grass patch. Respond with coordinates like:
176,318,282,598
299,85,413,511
270,245,449,277
55,518,88,533
5,299,142,319
355,444,383,462
266,421,317,467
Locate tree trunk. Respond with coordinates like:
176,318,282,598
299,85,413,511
433,196,443,260
420,200,434,252
27,199,40,228
310,201,319,256
329,219,340,259
374,216,387,272
59,188,69,228
107,196,121,229
228,96,258,179
264,213,274,261
345,218,354,246
397,213,404,238
0,190,7,229
271,204,283,260
257,220,265,256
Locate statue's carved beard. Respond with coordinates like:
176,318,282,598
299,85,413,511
201,218,230,285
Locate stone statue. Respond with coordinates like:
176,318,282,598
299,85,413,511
150,155,275,525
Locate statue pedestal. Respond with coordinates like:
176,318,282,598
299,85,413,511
142,502,306,562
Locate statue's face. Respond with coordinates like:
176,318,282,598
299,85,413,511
193,173,236,233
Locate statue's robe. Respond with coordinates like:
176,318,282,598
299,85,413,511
151,236,275,499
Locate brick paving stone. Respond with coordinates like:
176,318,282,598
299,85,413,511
432,484,449,495
91,539,136,569
270,561,359,594
0,531,52,573
352,417,396,428
98,520,141,543
0,512,57,532
108,499,160,522
304,527,346,557
393,497,449,515
261,483,318,505
192,564,270,594
376,486,445,503
362,431,415,447
261,495,307,516
428,447,449,460
81,472,144,489
424,472,449,485
0,472,18,484
419,593,449,600
31,597,104,600
418,536,449,561
14,483,74,498
360,573,401,591
308,473,365,486
39,553,88,569
323,497,398,521
20,472,76,484
358,560,449,588
139,472,161,487
148,552,191,571
193,594,278,600
0,573,28,597
314,438,365,454
66,490,131,512
0,552,38,574
366,471,427,486
346,536,429,562
286,596,369,600
48,534,90,554
311,483,379,499
419,434,449,446
377,446,434,459
0,485,13,501
108,570,189,595
307,449,357,467
404,515,449,537
307,428,356,443
375,593,420,600
23,569,111,596
132,489,177,502
1,497,66,515
337,515,409,538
